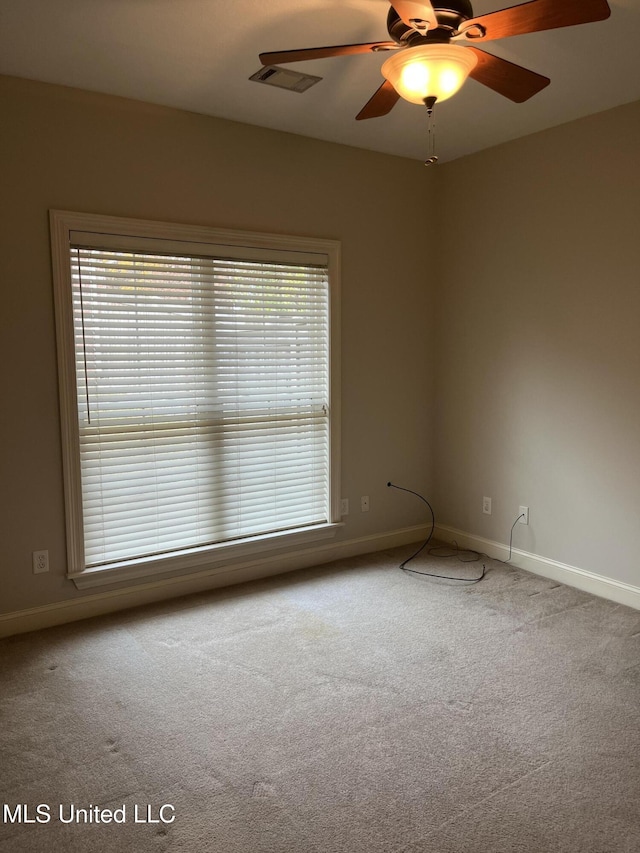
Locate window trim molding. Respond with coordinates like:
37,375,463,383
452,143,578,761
50,210,341,588
68,523,342,590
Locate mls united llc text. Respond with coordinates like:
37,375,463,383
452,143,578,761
3,803,176,825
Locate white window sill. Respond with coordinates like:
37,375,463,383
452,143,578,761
68,522,343,590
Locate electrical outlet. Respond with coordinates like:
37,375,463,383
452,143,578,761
518,506,529,525
361,495,369,512
340,498,349,516
33,550,49,574
483,496,492,515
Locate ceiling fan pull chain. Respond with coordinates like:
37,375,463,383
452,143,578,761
425,103,438,166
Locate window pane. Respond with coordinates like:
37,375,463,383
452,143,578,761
71,247,330,566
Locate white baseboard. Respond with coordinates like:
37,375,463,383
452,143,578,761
434,524,640,611
0,524,429,638
5,522,637,638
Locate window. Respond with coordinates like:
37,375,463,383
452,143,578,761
51,212,340,588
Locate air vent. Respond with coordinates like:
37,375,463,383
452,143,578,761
250,66,322,93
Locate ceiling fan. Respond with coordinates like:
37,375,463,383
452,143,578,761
258,0,611,120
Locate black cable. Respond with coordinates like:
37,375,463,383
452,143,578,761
429,541,482,562
490,512,524,565
387,482,486,584
431,515,523,566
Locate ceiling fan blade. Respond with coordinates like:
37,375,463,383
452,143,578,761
467,47,550,102
356,80,401,120
391,1,438,33
460,0,611,43
259,42,399,66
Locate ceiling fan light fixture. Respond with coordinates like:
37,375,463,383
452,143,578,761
381,44,477,104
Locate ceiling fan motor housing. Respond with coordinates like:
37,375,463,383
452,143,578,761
387,1,474,44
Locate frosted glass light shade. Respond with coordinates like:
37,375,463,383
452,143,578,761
381,44,477,104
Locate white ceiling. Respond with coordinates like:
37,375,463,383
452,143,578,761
1,0,639,162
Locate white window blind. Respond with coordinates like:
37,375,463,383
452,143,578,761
70,244,330,568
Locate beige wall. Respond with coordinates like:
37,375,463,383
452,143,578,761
0,75,435,615
433,99,640,586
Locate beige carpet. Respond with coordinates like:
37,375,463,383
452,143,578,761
1,546,640,852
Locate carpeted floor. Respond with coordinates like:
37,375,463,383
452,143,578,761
1,545,640,852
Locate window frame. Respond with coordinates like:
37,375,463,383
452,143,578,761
50,210,341,589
